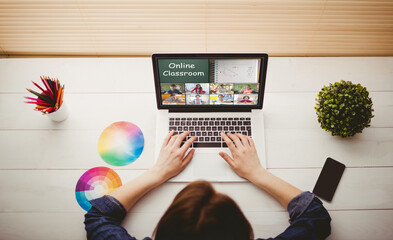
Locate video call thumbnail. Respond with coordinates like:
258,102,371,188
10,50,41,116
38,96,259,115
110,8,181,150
210,94,234,105
186,94,209,105
210,83,234,94
233,83,259,94
162,93,185,105
234,94,258,105
161,83,184,95
185,83,209,94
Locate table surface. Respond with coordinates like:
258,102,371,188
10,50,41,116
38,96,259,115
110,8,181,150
0,57,392,240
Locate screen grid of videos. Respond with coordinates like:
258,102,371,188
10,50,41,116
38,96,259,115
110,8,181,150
159,58,261,106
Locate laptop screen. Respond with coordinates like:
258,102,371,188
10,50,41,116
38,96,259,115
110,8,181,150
152,53,268,111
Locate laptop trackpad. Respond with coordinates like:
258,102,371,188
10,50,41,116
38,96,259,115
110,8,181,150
193,152,229,177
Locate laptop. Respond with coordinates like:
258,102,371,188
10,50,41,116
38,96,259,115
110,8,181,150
152,53,268,182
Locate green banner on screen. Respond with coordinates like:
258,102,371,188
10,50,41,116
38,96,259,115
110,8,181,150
158,59,209,83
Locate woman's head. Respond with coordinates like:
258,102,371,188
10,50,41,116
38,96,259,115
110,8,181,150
154,181,253,240
243,96,250,100
196,84,201,89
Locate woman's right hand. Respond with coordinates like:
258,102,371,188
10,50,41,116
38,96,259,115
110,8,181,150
151,131,196,182
219,132,267,181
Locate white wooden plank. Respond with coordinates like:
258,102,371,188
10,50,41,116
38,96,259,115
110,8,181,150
247,210,393,240
0,92,391,130
263,92,393,129
371,91,393,128
0,93,158,130
0,130,155,169
266,57,393,92
0,170,145,213
268,168,393,211
326,210,393,240
265,127,393,168
0,93,391,170
0,58,155,93
0,212,86,240
1,168,392,213
1,57,392,93
2,210,392,240
1,126,391,170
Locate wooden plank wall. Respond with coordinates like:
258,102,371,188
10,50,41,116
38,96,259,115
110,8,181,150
0,1,392,57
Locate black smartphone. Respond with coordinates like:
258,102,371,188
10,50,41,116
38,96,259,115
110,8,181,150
312,157,346,201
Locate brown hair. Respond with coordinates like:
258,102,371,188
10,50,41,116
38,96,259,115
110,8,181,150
153,181,253,240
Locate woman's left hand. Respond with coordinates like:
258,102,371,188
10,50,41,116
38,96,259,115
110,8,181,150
151,131,196,182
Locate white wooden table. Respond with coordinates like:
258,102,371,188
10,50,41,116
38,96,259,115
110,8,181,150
0,57,392,240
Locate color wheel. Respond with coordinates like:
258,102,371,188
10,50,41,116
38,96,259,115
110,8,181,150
75,167,122,211
98,121,144,166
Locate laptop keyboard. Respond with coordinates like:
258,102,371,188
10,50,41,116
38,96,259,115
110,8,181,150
169,117,252,148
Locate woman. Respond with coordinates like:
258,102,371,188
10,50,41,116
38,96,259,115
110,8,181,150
191,84,204,94
85,131,331,240
240,84,254,94
238,95,254,104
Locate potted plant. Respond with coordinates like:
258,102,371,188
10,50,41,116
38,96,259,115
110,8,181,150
315,80,374,137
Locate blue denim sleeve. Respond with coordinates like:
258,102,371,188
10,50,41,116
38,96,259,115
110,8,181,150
84,195,140,240
258,191,331,240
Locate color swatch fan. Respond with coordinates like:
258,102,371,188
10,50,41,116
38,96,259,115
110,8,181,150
75,167,122,211
98,121,144,166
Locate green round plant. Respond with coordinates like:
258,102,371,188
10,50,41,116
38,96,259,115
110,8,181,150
315,80,374,137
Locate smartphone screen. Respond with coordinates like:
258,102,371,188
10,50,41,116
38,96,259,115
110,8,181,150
312,157,345,201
